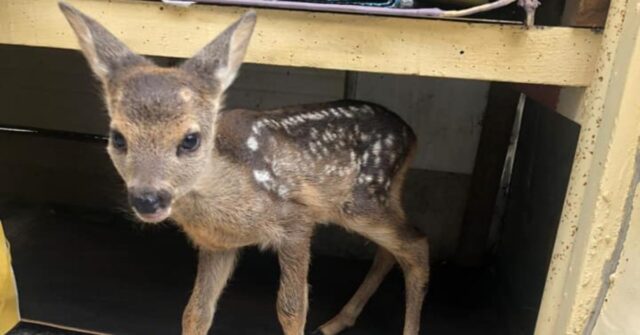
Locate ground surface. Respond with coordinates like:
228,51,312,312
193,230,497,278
1,203,505,335
9,322,92,335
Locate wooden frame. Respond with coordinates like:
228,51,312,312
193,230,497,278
1,0,638,334
0,0,601,86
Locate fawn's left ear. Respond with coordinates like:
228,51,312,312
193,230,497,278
59,1,149,84
180,11,257,92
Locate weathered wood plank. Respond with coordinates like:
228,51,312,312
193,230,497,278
0,0,601,86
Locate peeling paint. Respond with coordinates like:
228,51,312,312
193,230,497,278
592,185,640,335
585,140,640,333
0,0,603,85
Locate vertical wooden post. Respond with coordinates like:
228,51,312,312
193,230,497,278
535,0,640,333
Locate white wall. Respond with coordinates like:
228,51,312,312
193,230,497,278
227,64,346,109
351,73,489,174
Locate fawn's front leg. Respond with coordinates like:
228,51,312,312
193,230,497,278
182,248,238,335
277,236,312,335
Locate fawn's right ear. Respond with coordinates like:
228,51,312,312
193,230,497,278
59,2,149,83
180,11,257,93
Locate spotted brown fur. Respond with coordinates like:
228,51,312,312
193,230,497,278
216,100,416,211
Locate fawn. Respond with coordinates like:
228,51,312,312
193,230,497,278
59,2,429,335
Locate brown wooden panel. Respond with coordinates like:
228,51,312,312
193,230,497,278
563,0,611,27
455,83,521,266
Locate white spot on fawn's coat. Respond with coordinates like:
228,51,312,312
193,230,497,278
247,136,259,151
385,134,395,147
372,140,382,155
253,170,272,183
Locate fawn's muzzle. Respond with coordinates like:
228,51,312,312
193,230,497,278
128,188,172,217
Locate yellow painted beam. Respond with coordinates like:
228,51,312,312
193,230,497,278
535,0,640,333
0,221,20,334
1,0,601,86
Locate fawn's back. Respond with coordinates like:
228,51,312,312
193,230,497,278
216,100,417,221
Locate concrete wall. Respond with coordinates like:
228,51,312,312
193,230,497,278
0,45,489,261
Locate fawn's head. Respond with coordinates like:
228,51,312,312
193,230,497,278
59,2,256,222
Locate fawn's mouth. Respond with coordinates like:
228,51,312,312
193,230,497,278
134,207,171,223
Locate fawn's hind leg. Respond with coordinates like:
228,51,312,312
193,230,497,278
397,237,430,335
315,247,395,335
346,212,430,335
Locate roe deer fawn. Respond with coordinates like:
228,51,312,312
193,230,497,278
59,3,429,334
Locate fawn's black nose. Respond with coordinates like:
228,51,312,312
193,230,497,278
128,188,172,214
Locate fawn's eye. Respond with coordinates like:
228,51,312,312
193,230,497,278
110,130,127,152
178,132,201,155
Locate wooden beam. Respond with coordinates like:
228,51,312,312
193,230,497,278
0,0,601,86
